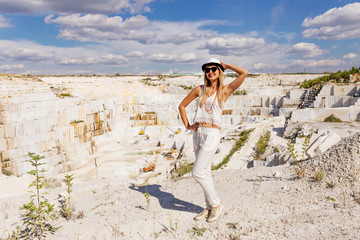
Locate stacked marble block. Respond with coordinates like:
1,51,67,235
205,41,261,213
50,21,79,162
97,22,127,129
313,84,360,108
291,84,360,122
0,80,129,176
221,95,284,125
132,95,186,126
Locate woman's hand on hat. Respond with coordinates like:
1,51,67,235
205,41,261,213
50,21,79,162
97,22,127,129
220,61,227,71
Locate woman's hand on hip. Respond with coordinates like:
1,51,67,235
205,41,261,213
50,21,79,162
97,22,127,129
187,123,199,132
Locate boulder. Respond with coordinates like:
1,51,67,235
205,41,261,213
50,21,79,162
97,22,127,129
306,131,341,158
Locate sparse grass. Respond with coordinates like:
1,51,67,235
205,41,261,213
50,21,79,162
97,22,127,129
229,232,242,240
212,129,253,170
352,192,360,204
293,161,306,179
232,89,247,95
168,211,174,231
313,170,324,182
70,120,84,124
59,93,72,97
59,174,74,220
324,114,342,122
326,182,336,188
287,134,311,179
326,196,336,202
179,84,193,90
44,177,62,189
254,131,270,160
141,77,161,86
145,192,151,209
1,168,12,176
172,162,194,178
189,227,207,237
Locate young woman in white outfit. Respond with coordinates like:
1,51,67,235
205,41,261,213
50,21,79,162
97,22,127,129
178,58,248,222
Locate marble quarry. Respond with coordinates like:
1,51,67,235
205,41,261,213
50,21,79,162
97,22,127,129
1,74,359,176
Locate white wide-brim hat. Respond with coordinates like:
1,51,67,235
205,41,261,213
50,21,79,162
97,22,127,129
201,58,224,72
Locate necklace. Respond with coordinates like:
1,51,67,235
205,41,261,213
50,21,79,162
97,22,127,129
205,93,217,113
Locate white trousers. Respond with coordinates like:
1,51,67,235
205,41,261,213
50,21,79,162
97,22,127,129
192,127,221,209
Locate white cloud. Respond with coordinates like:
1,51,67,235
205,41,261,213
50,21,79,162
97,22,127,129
178,53,198,62
45,14,149,42
0,15,12,28
59,54,128,65
2,48,54,61
200,37,267,56
343,53,357,59
252,58,345,72
252,62,287,70
0,0,153,14
45,14,209,44
148,52,198,63
0,64,24,71
148,53,176,62
126,51,144,58
289,59,344,68
286,42,328,58
302,2,360,40
128,0,153,14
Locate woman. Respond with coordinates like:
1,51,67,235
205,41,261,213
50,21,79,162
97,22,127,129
178,58,248,222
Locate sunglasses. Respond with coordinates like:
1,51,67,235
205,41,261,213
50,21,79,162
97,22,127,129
204,66,218,73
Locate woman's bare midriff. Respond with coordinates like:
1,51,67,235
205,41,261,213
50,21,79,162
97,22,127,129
196,122,221,129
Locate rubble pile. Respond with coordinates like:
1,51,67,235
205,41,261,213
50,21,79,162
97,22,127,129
306,133,360,184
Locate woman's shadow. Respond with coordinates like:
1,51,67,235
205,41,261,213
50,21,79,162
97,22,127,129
129,184,203,213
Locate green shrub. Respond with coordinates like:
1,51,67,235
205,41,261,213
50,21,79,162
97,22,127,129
14,153,57,239
212,129,254,170
59,93,72,97
300,67,360,89
232,89,247,95
179,85,192,90
324,114,342,122
172,162,194,178
254,131,270,160
59,174,74,220
314,170,324,182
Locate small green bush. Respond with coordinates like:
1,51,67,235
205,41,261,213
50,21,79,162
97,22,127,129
15,153,57,239
314,170,324,182
232,89,247,95
324,114,342,122
59,93,72,97
179,85,192,90
254,131,270,159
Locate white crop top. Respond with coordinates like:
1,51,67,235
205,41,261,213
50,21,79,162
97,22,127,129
193,85,223,128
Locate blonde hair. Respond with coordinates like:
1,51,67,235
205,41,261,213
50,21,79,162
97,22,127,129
200,68,225,108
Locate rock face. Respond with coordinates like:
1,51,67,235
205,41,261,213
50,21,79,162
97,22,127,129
0,75,182,176
1,76,119,175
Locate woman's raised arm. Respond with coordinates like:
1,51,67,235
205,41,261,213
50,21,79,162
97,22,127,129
222,62,248,99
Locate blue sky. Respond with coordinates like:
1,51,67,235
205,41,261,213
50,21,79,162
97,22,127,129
0,0,359,75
